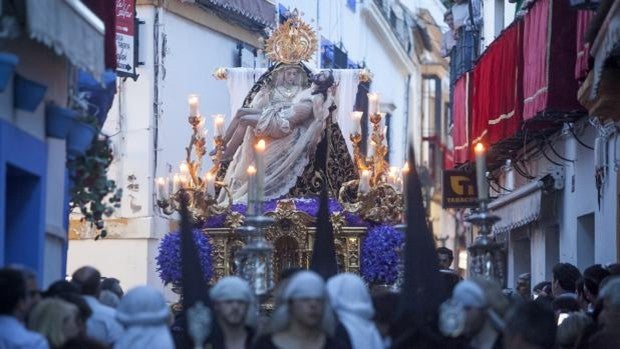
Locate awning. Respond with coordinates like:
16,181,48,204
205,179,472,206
26,0,105,79
489,179,544,234
198,0,276,30
590,0,620,99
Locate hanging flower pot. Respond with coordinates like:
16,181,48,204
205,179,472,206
45,103,77,139
0,53,18,93
66,119,97,158
14,74,47,112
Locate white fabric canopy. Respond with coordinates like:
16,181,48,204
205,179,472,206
225,67,268,119
27,0,105,79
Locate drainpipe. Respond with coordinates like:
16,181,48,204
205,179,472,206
153,5,163,213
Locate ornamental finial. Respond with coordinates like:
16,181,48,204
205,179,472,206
264,9,318,64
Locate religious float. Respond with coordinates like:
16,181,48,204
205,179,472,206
155,11,412,296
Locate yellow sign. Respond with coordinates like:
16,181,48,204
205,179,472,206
442,170,478,208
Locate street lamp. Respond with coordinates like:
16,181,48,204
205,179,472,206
465,143,505,286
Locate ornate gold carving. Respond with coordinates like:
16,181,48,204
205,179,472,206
225,211,245,230
207,231,229,282
339,181,403,225
345,237,360,274
212,67,228,80
358,68,373,83
330,212,346,235
264,10,318,64
205,200,368,282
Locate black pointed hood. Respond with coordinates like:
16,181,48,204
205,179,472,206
392,146,448,347
310,186,339,279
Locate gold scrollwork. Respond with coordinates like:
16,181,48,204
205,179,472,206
339,181,403,225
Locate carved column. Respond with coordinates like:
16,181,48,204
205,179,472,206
206,228,230,282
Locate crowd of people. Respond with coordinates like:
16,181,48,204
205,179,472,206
1,251,619,349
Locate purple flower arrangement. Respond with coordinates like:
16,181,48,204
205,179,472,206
202,197,367,228
155,229,214,286
361,224,404,285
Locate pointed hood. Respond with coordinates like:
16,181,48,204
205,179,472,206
178,199,215,344
310,186,339,279
392,146,448,347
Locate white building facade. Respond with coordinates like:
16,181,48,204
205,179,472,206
68,0,462,292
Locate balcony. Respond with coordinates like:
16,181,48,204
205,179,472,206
373,0,413,54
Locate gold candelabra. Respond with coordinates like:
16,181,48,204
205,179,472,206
342,93,407,225
156,96,232,225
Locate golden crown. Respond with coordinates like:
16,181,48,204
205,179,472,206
264,10,318,64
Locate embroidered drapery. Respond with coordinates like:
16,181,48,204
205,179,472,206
471,22,523,146
523,0,582,120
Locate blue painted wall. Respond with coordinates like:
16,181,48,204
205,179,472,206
0,119,47,283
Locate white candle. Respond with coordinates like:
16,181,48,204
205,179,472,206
475,143,488,201
156,177,167,200
188,94,199,116
359,169,371,194
167,174,174,194
180,162,190,176
247,165,257,216
388,166,398,187
254,139,266,213
367,93,380,115
205,172,216,197
214,114,225,137
350,111,363,134
401,162,410,212
401,162,410,191
172,174,181,193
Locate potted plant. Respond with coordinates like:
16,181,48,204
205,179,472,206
66,114,98,159
14,74,47,112
67,131,122,239
45,103,77,139
0,53,18,92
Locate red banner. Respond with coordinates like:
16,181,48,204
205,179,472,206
575,10,595,82
471,22,523,145
452,72,472,164
523,0,582,120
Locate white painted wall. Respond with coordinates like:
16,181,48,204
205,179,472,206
498,121,619,287
69,5,241,294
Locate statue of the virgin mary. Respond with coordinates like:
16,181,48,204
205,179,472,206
217,14,357,203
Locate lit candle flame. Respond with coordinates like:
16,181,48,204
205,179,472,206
247,165,257,175
179,162,190,175
402,162,410,174
475,143,485,154
255,139,266,152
